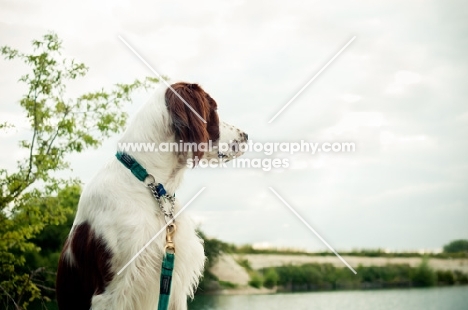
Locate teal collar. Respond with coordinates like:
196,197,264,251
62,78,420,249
116,151,149,182
116,152,171,198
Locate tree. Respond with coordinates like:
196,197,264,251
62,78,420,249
0,32,159,309
443,239,468,253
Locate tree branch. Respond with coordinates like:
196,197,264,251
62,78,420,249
33,283,55,293
45,107,69,156
0,284,21,310
25,72,41,183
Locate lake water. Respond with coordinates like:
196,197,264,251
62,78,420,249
188,286,468,310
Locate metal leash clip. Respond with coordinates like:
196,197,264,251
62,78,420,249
165,223,176,254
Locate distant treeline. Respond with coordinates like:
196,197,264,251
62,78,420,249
225,240,468,259
252,260,468,292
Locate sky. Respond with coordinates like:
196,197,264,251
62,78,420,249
1,0,467,252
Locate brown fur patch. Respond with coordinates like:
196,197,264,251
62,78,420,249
165,83,219,161
56,222,114,310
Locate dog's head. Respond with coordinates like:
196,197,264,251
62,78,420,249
165,82,247,163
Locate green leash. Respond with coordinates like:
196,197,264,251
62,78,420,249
158,252,175,310
116,152,176,310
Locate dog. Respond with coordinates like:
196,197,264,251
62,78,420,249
56,82,248,310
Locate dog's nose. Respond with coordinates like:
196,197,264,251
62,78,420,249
242,132,248,141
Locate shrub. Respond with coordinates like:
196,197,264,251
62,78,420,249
411,259,437,287
249,273,263,288
437,270,455,285
237,258,253,271
263,268,279,288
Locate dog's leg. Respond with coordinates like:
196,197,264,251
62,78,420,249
56,223,114,310
88,260,158,309
56,249,91,310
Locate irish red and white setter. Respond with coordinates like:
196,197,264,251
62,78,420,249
56,82,248,310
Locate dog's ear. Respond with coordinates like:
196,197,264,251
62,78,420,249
166,83,214,160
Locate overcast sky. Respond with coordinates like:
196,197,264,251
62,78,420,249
1,0,467,252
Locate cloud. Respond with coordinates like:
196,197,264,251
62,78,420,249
341,93,362,103
379,130,437,151
1,0,467,251
385,70,422,94
324,112,386,136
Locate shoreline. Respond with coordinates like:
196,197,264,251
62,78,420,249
199,283,468,296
